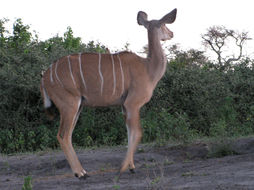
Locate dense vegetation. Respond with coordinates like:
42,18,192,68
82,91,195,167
1,19,254,154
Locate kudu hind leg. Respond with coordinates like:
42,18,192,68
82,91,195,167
120,105,142,173
57,100,88,179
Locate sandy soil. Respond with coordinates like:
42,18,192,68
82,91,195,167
1,137,254,190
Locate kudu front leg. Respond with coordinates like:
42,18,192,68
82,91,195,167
120,106,142,174
57,103,88,179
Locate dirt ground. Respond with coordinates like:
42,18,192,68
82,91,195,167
1,137,254,190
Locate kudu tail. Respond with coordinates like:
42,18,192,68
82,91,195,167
40,78,55,120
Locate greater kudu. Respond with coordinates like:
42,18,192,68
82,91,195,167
40,9,177,179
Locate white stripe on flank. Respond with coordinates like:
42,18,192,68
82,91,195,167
98,53,104,96
55,61,64,87
117,54,125,95
42,79,52,108
79,53,87,91
50,64,54,83
68,55,76,87
127,111,131,120
111,54,116,96
73,98,82,128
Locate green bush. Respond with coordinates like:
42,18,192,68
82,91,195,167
73,107,126,147
142,109,197,144
0,18,109,153
1,18,254,154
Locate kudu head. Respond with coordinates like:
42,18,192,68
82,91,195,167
137,9,177,41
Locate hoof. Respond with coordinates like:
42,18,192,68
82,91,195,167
75,173,90,180
79,173,90,180
129,168,135,174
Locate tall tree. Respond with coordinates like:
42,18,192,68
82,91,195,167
202,26,251,70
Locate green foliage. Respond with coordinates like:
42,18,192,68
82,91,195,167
0,18,8,48
0,18,107,153
63,26,81,51
22,176,32,190
147,55,254,138
11,18,32,50
1,18,254,154
72,107,126,147
142,109,197,144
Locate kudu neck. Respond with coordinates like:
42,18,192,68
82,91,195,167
147,30,167,83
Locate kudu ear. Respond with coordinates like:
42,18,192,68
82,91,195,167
159,8,177,25
137,11,149,28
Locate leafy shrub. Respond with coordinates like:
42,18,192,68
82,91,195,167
73,107,126,147
142,108,197,144
1,18,254,154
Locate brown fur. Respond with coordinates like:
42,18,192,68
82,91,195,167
40,9,177,178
